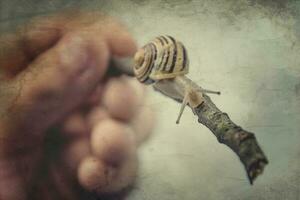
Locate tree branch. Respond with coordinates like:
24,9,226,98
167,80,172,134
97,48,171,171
110,57,268,184
195,94,268,184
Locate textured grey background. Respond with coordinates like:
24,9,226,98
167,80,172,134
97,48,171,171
1,0,300,199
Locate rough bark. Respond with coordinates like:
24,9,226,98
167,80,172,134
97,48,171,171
152,83,268,184
195,94,268,184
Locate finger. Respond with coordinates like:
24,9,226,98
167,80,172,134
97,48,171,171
0,14,66,77
56,13,137,58
85,84,105,106
67,14,137,57
0,150,41,199
86,107,110,128
48,164,80,200
78,155,138,194
90,118,136,166
0,174,26,200
8,31,109,136
61,137,90,175
103,77,145,121
0,161,27,200
131,105,156,145
101,17,137,57
62,112,89,137
0,10,136,78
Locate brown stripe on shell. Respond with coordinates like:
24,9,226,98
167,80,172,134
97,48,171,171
140,43,157,83
161,36,171,72
139,44,155,83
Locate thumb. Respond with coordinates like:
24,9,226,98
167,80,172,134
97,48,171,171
4,32,109,138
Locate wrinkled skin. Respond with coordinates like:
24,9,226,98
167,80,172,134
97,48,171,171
0,11,154,200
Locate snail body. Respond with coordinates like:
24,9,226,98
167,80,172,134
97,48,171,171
133,35,220,123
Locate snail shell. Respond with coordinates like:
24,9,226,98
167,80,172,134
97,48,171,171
133,35,220,124
133,35,189,84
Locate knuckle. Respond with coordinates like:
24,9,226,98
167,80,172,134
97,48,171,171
55,33,89,77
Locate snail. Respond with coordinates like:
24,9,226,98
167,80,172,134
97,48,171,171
133,35,220,124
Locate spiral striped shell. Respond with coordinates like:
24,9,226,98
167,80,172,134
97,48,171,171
133,36,189,84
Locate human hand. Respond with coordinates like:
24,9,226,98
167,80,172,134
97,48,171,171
0,11,154,200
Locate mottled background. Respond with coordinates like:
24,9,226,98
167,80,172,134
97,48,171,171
1,0,300,199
